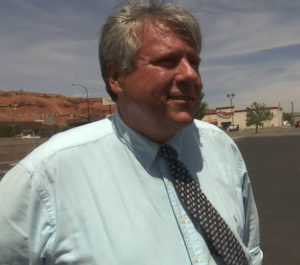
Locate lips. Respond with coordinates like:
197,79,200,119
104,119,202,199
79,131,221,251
168,95,196,101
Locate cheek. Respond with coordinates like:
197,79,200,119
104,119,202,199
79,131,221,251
124,68,175,102
144,69,173,89
145,65,174,80
151,71,175,94
156,68,174,80
198,74,203,89
195,78,203,94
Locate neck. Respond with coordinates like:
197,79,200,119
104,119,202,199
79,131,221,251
117,108,180,144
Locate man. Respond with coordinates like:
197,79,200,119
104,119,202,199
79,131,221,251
0,1,263,264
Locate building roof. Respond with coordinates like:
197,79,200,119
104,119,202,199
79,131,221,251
216,106,233,110
206,106,281,115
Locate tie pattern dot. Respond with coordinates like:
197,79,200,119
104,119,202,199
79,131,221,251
159,144,249,265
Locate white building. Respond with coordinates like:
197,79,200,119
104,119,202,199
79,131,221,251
202,105,283,130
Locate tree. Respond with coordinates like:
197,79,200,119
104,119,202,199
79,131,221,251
246,102,274,133
194,92,208,120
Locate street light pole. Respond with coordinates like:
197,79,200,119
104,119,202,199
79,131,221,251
291,101,294,127
227,93,235,124
72,83,91,122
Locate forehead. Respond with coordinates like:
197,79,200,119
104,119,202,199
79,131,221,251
137,21,196,54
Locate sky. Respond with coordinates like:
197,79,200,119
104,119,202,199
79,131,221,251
1,0,300,112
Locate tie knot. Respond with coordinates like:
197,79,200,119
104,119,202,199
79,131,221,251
159,144,178,161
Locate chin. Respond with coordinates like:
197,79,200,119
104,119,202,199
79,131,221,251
170,112,195,128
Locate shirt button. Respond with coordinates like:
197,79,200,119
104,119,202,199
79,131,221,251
181,216,188,224
233,215,239,224
194,255,200,263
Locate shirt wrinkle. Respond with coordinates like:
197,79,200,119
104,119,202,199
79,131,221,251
112,108,160,170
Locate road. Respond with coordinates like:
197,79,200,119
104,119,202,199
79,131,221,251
0,161,17,181
236,136,300,265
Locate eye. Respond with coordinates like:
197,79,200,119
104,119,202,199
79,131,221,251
188,56,201,69
154,55,179,68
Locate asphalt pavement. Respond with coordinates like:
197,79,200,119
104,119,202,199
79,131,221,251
0,161,17,181
236,136,300,265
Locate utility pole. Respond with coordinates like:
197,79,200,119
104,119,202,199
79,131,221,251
227,93,235,124
278,102,282,126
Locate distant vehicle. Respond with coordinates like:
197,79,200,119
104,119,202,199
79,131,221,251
295,121,300,128
19,129,40,139
227,124,239,132
21,134,40,139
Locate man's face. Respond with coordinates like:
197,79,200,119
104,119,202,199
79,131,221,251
110,22,202,143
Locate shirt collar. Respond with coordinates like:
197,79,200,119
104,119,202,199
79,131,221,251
112,108,191,170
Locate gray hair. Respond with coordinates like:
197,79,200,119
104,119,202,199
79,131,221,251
99,0,202,101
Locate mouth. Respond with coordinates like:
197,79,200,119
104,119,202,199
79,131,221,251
168,95,196,101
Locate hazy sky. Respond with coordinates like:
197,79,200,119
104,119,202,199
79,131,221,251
1,0,300,111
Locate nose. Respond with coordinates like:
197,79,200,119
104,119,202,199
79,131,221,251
175,57,200,84
175,58,202,91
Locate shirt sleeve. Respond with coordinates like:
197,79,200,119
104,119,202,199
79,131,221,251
0,163,55,265
238,154,263,265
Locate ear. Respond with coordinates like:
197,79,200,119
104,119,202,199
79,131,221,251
106,62,124,95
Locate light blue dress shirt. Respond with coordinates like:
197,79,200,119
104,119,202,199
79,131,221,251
0,110,263,265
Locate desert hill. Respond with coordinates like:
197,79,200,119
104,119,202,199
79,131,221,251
0,91,116,127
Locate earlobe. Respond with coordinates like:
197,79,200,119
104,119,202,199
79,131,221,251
107,62,124,95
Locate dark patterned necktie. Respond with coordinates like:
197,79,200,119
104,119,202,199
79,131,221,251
159,144,248,265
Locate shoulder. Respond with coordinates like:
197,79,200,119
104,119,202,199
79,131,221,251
190,121,247,183
193,119,232,141
190,119,240,155
20,118,114,170
193,119,222,131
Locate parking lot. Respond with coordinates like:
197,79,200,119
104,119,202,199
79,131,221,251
236,136,300,265
0,161,17,179
0,137,47,180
